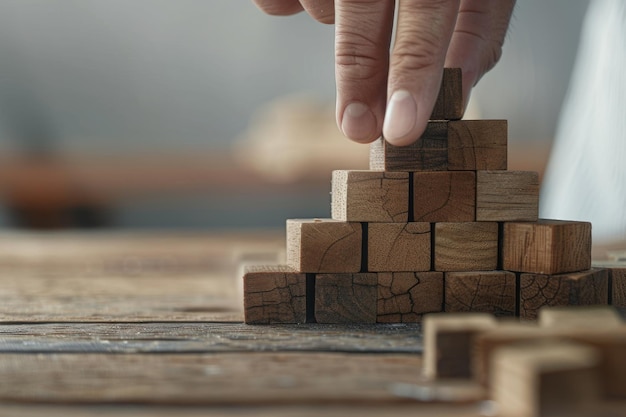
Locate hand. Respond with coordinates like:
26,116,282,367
252,0,515,146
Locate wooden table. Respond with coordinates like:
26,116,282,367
0,231,492,416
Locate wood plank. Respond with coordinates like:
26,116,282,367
315,273,378,323
369,122,448,171
368,223,431,272
377,272,443,323
243,265,306,324
287,219,361,273
539,306,623,328
0,352,431,405
434,222,498,272
0,322,424,353
422,313,497,379
476,171,539,221
519,269,609,320
491,341,602,417
447,120,507,170
431,68,463,120
331,170,409,222
413,172,475,222
503,220,592,275
444,271,516,317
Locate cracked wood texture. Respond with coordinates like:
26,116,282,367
413,171,475,222
423,314,496,379
331,170,409,222
377,272,443,323
491,341,602,417
369,122,448,171
444,271,516,317
447,120,507,170
315,273,377,324
287,219,361,273
434,222,498,272
503,220,592,274
519,268,609,320
368,223,431,272
476,171,539,221
243,265,306,324
430,68,463,120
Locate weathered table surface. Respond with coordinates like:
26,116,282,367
0,231,494,416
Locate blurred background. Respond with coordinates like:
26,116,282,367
0,0,589,230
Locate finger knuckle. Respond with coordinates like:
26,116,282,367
336,33,386,81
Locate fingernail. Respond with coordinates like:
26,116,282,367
341,102,376,142
383,90,417,144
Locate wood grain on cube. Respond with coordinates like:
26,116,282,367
503,220,592,274
430,68,463,120
447,120,507,170
413,171,475,222
368,223,430,272
377,272,443,323
434,222,498,271
539,306,623,328
331,170,409,222
370,122,448,171
491,341,602,417
422,313,496,379
519,269,609,320
315,273,377,324
243,265,306,324
476,171,539,221
608,267,626,307
287,219,361,273
445,271,516,317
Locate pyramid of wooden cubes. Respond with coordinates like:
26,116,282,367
243,68,613,324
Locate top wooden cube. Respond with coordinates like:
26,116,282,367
431,68,464,120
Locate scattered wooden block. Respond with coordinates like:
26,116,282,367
503,220,592,274
519,269,609,320
413,171,475,222
287,219,361,273
243,265,306,324
315,273,377,323
539,306,623,329
377,271,443,323
490,341,602,417
447,120,507,170
430,68,463,120
444,271,516,317
331,170,409,222
368,223,430,272
369,122,448,171
476,171,539,221
434,222,498,271
422,313,497,379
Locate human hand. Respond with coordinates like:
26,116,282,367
252,0,515,146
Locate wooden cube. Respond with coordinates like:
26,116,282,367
606,267,626,308
445,271,516,317
331,170,409,222
539,306,623,329
434,222,498,271
491,341,602,417
243,265,306,324
422,313,497,379
503,220,592,274
368,223,430,272
476,171,539,221
430,68,463,120
377,271,443,323
413,171,475,222
369,122,448,171
287,219,361,273
447,120,507,170
315,273,377,323
519,269,609,320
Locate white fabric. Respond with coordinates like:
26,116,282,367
540,0,626,244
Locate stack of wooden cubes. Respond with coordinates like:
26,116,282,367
243,68,612,324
